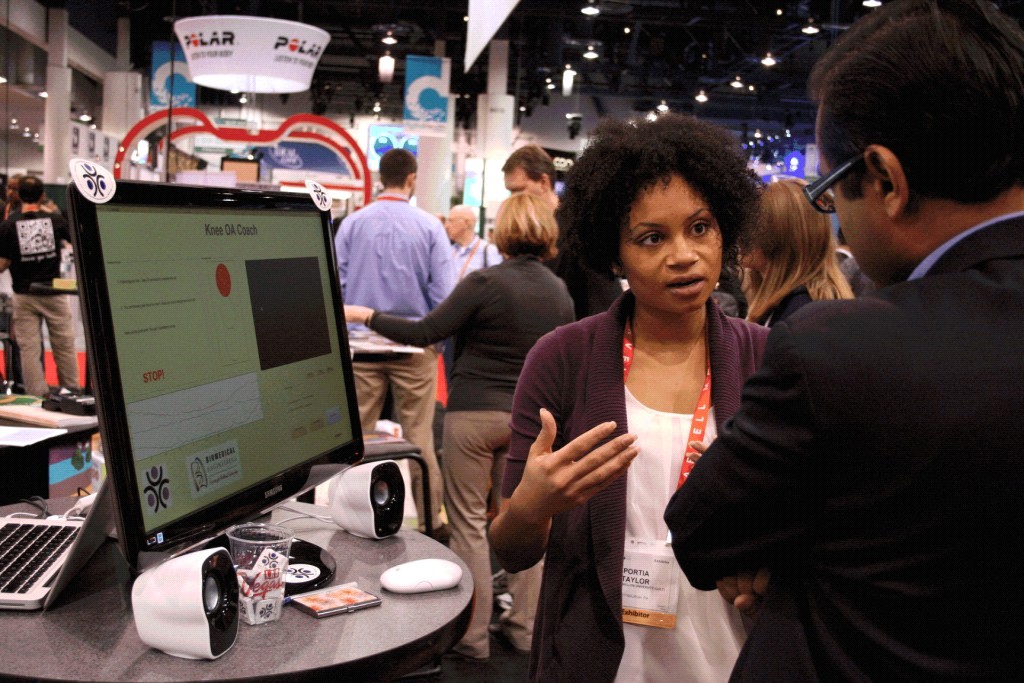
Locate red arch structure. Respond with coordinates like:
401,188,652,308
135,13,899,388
113,108,372,205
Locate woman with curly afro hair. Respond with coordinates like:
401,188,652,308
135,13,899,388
490,112,769,681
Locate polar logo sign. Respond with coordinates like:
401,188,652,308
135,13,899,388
181,31,236,48
273,37,324,58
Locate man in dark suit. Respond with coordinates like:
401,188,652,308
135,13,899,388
666,0,1024,679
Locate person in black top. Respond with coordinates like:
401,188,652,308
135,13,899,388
345,192,574,660
0,176,80,396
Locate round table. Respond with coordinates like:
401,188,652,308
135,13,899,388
0,501,472,681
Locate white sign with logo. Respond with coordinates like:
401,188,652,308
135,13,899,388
174,15,330,94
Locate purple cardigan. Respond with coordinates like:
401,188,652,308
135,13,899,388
501,291,769,682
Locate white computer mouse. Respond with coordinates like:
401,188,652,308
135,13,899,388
379,558,463,594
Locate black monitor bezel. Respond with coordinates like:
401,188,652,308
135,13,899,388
66,180,363,568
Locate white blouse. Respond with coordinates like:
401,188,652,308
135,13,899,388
615,387,745,682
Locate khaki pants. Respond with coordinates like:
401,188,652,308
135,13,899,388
13,293,79,397
353,348,443,532
444,410,542,659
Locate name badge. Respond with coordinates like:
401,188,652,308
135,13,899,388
621,536,680,629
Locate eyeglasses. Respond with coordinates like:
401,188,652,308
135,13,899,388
803,153,865,214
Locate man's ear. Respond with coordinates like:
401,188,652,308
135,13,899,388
863,145,909,218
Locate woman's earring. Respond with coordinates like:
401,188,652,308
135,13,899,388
611,263,623,277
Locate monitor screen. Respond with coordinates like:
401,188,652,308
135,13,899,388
67,181,364,567
366,125,419,172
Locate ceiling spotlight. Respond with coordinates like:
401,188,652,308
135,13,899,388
581,0,600,16
657,100,669,113
230,89,240,94
373,101,382,113
547,82,556,90
624,27,631,34
731,75,743,88
9,118,16,128
463,15,469,22
754,129,762,139
695,90,708,103
239,94,249,104
761,52,776,67
0,76,6,84
39,91,48,98
379,52,395,83
79,113,92,122
802,20,820,34
785,128,792,137
776,8,783,15
519,105,527,112
863,0,882,6
89,124,96,130
381,31,397,45
583,45,599,60
748,84,755,92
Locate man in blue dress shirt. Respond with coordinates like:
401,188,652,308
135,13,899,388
335,148,456,537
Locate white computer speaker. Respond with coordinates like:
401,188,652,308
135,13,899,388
328,460,405,539
132,547,239,660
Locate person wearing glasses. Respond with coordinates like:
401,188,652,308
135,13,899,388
666,0,1024,680
489,113,766,681
740,178,853,327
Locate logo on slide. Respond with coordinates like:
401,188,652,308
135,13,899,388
143,464,172,513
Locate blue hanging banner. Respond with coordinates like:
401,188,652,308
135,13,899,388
151,41,196,109
403,55,450,137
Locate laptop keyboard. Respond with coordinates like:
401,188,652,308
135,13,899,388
0,522,79,594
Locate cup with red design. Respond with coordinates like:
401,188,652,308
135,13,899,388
226,523,293,625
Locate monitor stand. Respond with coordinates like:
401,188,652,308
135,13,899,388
202,536,336,596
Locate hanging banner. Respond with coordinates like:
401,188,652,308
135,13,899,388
174,15,329,94
151,41,196,108
464,0,521,72
403,55,450,138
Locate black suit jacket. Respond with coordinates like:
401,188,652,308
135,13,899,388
666,215,1024,681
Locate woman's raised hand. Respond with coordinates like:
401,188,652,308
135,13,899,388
510,408,639,524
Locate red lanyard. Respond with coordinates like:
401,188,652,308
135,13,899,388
623,321,712,489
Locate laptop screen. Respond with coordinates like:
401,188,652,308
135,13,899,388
68,182,363,567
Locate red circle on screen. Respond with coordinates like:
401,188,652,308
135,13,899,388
216,264,231,297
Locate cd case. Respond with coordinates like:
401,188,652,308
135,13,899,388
289,582,382,618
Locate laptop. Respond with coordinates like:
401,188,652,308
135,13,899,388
0,482,114,610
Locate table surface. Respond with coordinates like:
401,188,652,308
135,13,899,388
0,501,473,682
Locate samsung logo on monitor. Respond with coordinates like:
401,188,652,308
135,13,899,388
265,484,283,499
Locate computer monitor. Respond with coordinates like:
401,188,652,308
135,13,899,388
66,181,364,569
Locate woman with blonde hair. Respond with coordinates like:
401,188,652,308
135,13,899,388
742,177,853,326
345,191,574,661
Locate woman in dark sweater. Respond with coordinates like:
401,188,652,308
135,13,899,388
344,192,574,660
488,113,768,681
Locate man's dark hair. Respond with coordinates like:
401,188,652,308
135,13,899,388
502,144,556,189
17,176,44,204
379,149,417,189
557,113,761,276
809,0,1024,205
